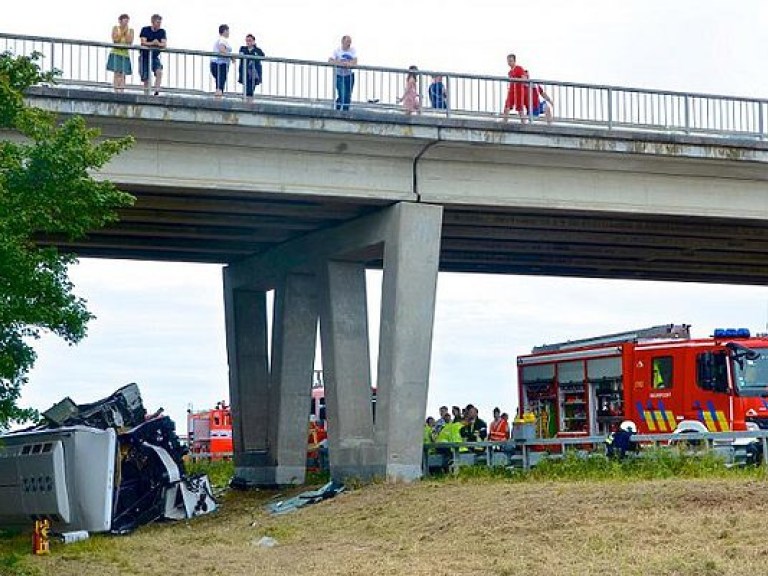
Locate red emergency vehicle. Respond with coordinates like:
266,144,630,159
517,324,768,439
186,402,233,459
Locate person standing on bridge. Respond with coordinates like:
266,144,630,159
429,75,448,110
107,14,134,93
399,65,421,115
521,69,554,124
210,24,234,97
502,53,526,123
329,35,357,111
238,34,265,101
139,14,167,96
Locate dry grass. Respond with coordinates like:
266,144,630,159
6,475,768,576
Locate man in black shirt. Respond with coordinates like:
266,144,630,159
139,14,167,95
460,404,488,449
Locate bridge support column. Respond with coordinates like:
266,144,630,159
375,203,442,482
319,261,383,481
222,277,271,483
225,201,443,486
224,271,318,487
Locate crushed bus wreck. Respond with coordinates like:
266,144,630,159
0,384,216,534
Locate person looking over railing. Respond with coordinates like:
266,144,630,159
429,75,447,110
238,34,265,102
328,35,357,111
107,14,133,93
521,69,554,124
139,14,167,96
210,24,233,97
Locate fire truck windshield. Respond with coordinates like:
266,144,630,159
730,344,768,396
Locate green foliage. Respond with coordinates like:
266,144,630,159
444,448,766,483
0,51,134,426
185,459,235,490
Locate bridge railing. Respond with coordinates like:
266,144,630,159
2,32,766,138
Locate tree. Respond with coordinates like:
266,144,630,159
0,51,134,427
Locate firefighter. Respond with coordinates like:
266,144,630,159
489,407,510,442
307,415,328,472
607,421,638,459
424,417,436,444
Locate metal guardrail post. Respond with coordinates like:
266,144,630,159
759,103,765,139
49,40,55,75
684,94,691,134
762,436,768,469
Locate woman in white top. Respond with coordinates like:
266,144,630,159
210,24,233,96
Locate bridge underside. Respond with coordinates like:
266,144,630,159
43,184,768,286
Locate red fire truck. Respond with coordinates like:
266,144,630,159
517,324,768,439
186,402,233,459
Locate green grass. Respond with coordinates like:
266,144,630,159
184,458,234,490
448,448,767,483
0,530,40,576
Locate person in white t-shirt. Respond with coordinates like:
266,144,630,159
211,24,234,97
328,35,357,111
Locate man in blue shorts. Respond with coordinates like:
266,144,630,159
139,14,167,95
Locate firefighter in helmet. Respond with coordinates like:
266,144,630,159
607,420,638,459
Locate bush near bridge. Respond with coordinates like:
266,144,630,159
0,51,133,427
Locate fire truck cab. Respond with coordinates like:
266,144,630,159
517,324,768,439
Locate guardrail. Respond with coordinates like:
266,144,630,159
2,32,767,138
423,429,768,476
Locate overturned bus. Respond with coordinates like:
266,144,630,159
0,384,216,534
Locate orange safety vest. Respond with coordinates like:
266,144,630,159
489,418,509,442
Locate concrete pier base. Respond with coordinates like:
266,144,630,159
225,202,443,486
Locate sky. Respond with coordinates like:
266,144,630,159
6,0,768,430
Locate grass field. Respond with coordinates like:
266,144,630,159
3,455,768,576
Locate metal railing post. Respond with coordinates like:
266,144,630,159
759,103,765,140
49,40,56,75
607,87,613,129
762,435,768,469
445,73,451,118
684,94,691,134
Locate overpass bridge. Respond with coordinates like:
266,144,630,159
5,34,768,485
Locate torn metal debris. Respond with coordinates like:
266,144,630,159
265,481,345,515
0,383,216,534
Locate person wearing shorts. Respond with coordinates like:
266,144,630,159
106,14,133,92
139,14,166,95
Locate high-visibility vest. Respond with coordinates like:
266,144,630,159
489,419,509,441
436,421,463,444
424,424,434,444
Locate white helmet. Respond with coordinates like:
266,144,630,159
620,420,637,433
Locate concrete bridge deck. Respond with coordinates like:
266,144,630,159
23,85,768,286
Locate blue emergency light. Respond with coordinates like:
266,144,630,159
714,328,750,338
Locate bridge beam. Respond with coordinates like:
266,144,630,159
225,202,443,485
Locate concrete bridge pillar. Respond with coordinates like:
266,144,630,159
225,202,443,486
319,261,383,480
223,272,318,486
